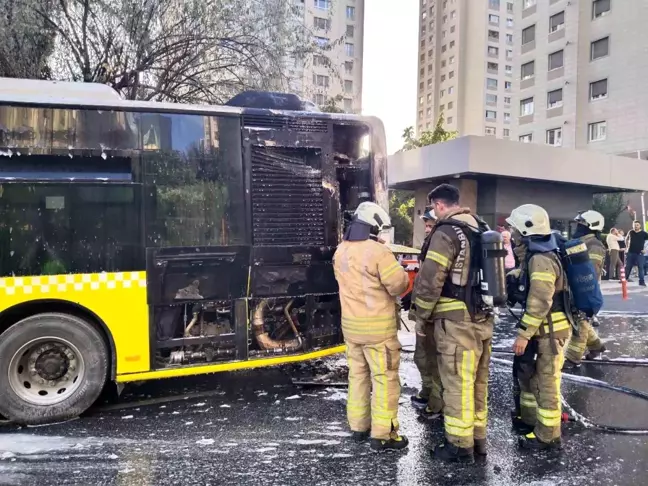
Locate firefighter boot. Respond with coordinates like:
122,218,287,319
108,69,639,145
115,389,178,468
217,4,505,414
431,439,475,464
511,410,534,435
474,439,488,457
370,434,409,452
518,432,562,451
419,406,443,421
352,431,370,442
410,392,428,410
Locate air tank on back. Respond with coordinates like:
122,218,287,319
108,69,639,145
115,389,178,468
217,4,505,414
480,230,507,307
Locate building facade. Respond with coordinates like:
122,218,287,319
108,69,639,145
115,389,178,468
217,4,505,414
289,0,365,114
511,0,648,158
415,0,516,138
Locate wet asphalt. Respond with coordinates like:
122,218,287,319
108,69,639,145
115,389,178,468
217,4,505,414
2,281,648,486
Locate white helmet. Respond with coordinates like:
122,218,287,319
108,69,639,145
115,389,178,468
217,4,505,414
506,204,551,237
575,210,605,232
420,208,437,221
354,202,392,232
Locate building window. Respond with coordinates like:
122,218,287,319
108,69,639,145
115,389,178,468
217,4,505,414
507,17,514,28
449,71,455,79
315,36,329,47
590,79,608,100
593,0,611,19
523,0,536,8
429,49,434,58
441,89,446,97
419,96,424,105
442,60,447,67
346,6,356,20
419,82,424,91
505,81,512,90
418,110,424,119
591,37,609,60
505,64,512,74
520,97,534,116
589,121,607,142
313,74,330,87
486,93,498,104
345,61,354,74
428,78,434,87
448,86,455,94
546,128,562,147
504,112,511,122
488,62,499,72
443,15,447,23
489,14,500,24
550,11,565,33
344,98,353,112
506,33,513,44
441,74,447,82
487,78,498,90
442,45,447,53
522,25,535,45
313,54,329,67
447,116,454,124
488,46,500,57
314,0,331,10
488,30,500,41
451,25,456,33
443,30,447,39
427,93,432,102
489,0,500,9
506,49,513,59
448,101,454,109
450,40,455,48
504,96,511,104
503,128,511,137
344,80,353,93
547,89,563,108
449,56,455,64
426,108,432,116
314,17,331,30
507,2,514,13
440,104,445,112
345,43,355,57
548,50,564,70
519,134,533,143
485,127,497,136
346,25,355,37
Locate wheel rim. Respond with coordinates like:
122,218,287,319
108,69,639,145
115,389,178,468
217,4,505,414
8,336,85,406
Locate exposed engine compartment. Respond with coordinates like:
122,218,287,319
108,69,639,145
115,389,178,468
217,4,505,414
149,118,378,368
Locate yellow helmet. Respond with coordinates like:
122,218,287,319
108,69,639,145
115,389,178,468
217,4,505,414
506,204,551,237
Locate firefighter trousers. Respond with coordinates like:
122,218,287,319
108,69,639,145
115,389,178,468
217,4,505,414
346,336,401,440
565,318,603,364
413,321,444,412
435,318,493,449
518,335,567,443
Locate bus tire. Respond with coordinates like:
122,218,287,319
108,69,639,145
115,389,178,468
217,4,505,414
0,312,109,425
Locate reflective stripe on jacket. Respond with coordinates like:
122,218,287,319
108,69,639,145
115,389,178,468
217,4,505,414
580,234,606,281
519,252,571,340
412,208,478,323
333,239,409,344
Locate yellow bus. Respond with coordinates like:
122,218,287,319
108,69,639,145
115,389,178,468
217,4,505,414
0,78,389,424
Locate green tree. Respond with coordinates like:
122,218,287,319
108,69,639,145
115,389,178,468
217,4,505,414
390,113,458,245
593,193,628,231
319,94,345,113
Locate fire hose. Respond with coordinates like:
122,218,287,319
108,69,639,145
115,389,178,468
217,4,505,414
491,357,648,435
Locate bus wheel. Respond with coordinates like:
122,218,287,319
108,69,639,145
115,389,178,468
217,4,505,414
0,313,109,425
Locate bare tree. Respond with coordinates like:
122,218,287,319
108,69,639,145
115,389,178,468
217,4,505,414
35,0,322,103
0,0,56,78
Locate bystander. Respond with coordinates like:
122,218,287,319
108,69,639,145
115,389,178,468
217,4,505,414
625,222,648,286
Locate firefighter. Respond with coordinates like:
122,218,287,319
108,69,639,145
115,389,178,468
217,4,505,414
506,204,570,451
412,184,493,463
564,210,607,368
333,201,410,451
411,208,445,420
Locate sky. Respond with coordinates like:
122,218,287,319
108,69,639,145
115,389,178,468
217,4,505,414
362,0,418,155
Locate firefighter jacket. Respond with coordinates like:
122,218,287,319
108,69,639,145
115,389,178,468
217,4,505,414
411,208,480,323
518,249,571,341
333,239,409,345
580,234,606,280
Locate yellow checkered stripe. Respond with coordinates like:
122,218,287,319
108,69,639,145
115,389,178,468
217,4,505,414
530,271,555,283
590,253,605,263
426,250,451,268
380,261,402,280
0,272,147,296
521,311,570,333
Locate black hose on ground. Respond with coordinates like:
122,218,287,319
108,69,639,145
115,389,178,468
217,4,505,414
491,357,648,435
492,349,648,367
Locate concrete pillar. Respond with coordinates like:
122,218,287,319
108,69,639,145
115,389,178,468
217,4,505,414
450,179,478,211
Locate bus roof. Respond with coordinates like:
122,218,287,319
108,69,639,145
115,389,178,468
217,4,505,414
0,77,372,123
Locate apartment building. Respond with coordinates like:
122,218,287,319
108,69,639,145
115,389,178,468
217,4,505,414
511,0,648,158
289,0,365,113
415,0,516,138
